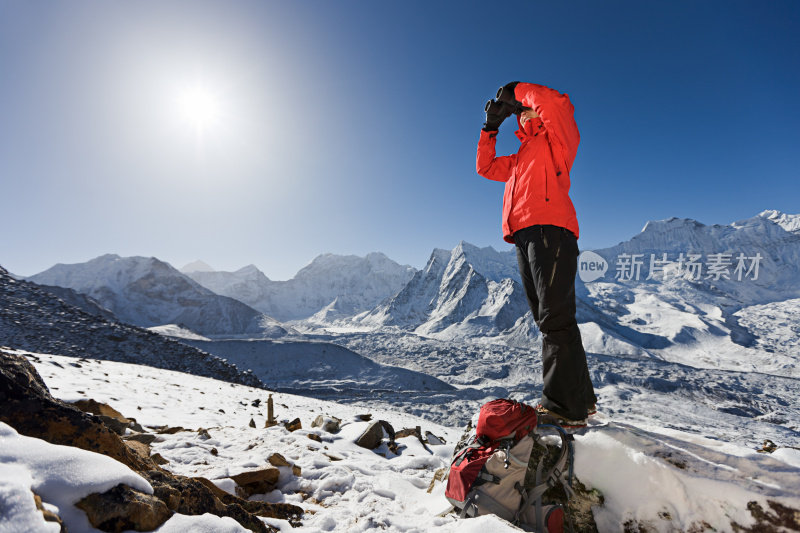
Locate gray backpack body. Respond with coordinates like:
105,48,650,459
446,417,575,532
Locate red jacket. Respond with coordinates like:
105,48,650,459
476,83,580,243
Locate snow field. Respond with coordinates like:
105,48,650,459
6,350,800,532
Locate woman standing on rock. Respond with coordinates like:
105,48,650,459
476,81,597,428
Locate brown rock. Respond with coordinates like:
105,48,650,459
73,398,128,422
267,453,290,467
395,426,422,440
0,351,154,472
0,351,304,532
76,483,172,533
147,470,301,531
124,439,151,461
156,426,186,435
125,433,157,445
355,420,395,450
311,415,341,433
265,394,277,428
231,467,281,498
197,428,211,439
307,434,322,442
34,492,66,533
195,477,233,500
151,453,169,465
357,414,372,421
97,415,131,435
284,418,301,432
267,453,301,476
190,475,302,523
72,399,135,435
249,418,256,428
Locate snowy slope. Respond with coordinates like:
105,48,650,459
183,339,456,397
8,350,799,533
28,254,276,336
187,253,416,322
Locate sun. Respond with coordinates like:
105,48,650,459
175,85,222,131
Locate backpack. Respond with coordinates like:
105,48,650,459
444,399,575,532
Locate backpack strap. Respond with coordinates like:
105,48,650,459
513,424,575,527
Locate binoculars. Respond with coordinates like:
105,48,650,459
485,82,525,118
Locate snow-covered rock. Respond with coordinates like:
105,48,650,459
0,422,153,533
28,254,275,336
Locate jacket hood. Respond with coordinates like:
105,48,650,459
514,115,544,142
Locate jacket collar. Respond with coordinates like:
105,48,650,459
515,116,544,142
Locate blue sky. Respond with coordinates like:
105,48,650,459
1,1,798,279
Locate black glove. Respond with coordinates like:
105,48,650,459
483,99,513,131
496,81,523,114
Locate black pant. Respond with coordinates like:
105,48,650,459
514,225,596,420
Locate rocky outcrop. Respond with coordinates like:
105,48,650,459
312,414,341,433
0,350,303,532
355,420,396,450
76,484,172,533
231,467,281,498
0,349,153,471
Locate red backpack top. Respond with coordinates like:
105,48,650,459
476,399,538,442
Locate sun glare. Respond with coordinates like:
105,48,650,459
175,85,222,131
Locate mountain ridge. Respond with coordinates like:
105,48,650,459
28,254,273,337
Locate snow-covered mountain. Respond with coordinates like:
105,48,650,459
303,211,800,377
355,242,529,339
187,253,416,321
28,254,277,337
0,264,262,387
571,210,800,376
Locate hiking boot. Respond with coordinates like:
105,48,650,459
535,404,588,429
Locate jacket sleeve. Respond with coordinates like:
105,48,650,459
514,83,580,167
476,130,516,182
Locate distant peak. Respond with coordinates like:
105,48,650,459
758,209,800,234
180,260,215,273
95,253,122,261
455,240,480,252
640,217,704,234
